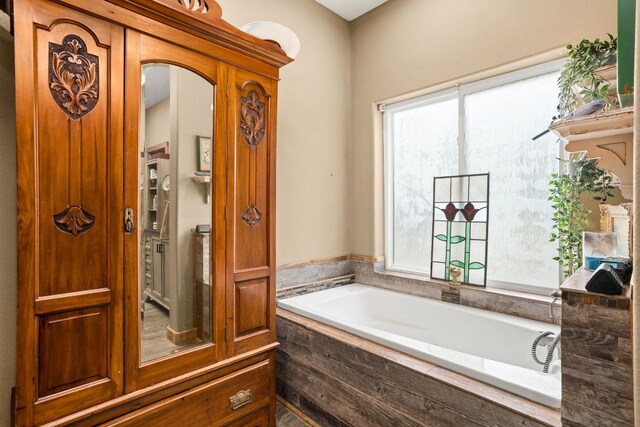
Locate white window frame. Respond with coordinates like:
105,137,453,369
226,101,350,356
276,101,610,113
383,59,565,293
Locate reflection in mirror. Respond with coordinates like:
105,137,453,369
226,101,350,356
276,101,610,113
139,64,213,362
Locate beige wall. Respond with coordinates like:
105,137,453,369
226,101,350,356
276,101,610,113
171,67,213,331
145,97,170,148
0,12,16,427
218,0,352,265
349,0,619,257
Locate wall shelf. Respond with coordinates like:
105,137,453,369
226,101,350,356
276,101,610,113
548,107,634,199
191,175,211,203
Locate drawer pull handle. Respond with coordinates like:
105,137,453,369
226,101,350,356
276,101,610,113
229,389,253,410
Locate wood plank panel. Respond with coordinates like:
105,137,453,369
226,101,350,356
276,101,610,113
38,307,109,397
561,291,633,426
278,352,426,427
562,401,632,427
276,311,559,427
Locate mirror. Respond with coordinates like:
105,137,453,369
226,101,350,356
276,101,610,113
139,64,214,362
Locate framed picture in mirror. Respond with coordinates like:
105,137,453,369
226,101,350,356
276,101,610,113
197,136,211,172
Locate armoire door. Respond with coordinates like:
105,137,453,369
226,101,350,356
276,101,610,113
227,67,278,356
13,0,124,424
123,30,227,392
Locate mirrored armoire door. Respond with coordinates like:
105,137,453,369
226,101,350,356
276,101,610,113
123,30,226,392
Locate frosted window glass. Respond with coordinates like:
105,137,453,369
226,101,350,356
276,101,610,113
464,72,561,288
392,99,458,271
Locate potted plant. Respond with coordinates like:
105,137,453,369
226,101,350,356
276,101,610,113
548,153,616,276
556,35,618,118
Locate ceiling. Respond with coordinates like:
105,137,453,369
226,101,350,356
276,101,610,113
313,0,389,21
142,65,170,109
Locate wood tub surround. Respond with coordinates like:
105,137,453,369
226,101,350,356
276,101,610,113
276,309,561,427
13,0,290,424
560,269,633,427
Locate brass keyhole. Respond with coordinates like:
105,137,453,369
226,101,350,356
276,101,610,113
124,208,134,233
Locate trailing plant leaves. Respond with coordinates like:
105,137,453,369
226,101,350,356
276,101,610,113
557,36,617,117
548,152,616,277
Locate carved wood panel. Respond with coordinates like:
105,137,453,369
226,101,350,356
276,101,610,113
49,34,99,120
37,24,111,296
228,67,277,357
234,79,270,270
240,89,266,148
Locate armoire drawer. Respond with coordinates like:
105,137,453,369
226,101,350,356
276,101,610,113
103,360,272,426
223,406,269,427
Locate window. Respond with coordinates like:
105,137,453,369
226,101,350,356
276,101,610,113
384,60,564,292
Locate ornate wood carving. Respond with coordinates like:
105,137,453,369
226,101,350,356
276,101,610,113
241,205,261,227
49,35,99,120
53,205,95,236
240,90,265,148
178,0,211,14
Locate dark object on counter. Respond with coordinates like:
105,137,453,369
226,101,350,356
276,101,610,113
586,263,624,295
195,224,210,233
599,256,633,283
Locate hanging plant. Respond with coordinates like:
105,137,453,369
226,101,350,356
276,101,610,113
548,154,616,276
556,35,618,118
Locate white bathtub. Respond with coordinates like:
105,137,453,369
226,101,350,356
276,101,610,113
277,283,561,408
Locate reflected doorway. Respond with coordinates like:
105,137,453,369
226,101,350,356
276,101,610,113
139,63,214,362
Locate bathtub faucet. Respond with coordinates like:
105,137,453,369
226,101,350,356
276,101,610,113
532,331,561,373
549,289,561,319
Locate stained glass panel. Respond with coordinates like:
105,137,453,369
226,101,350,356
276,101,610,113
430,174,489,286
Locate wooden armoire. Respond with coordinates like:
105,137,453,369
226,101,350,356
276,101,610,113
12,0,291,425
